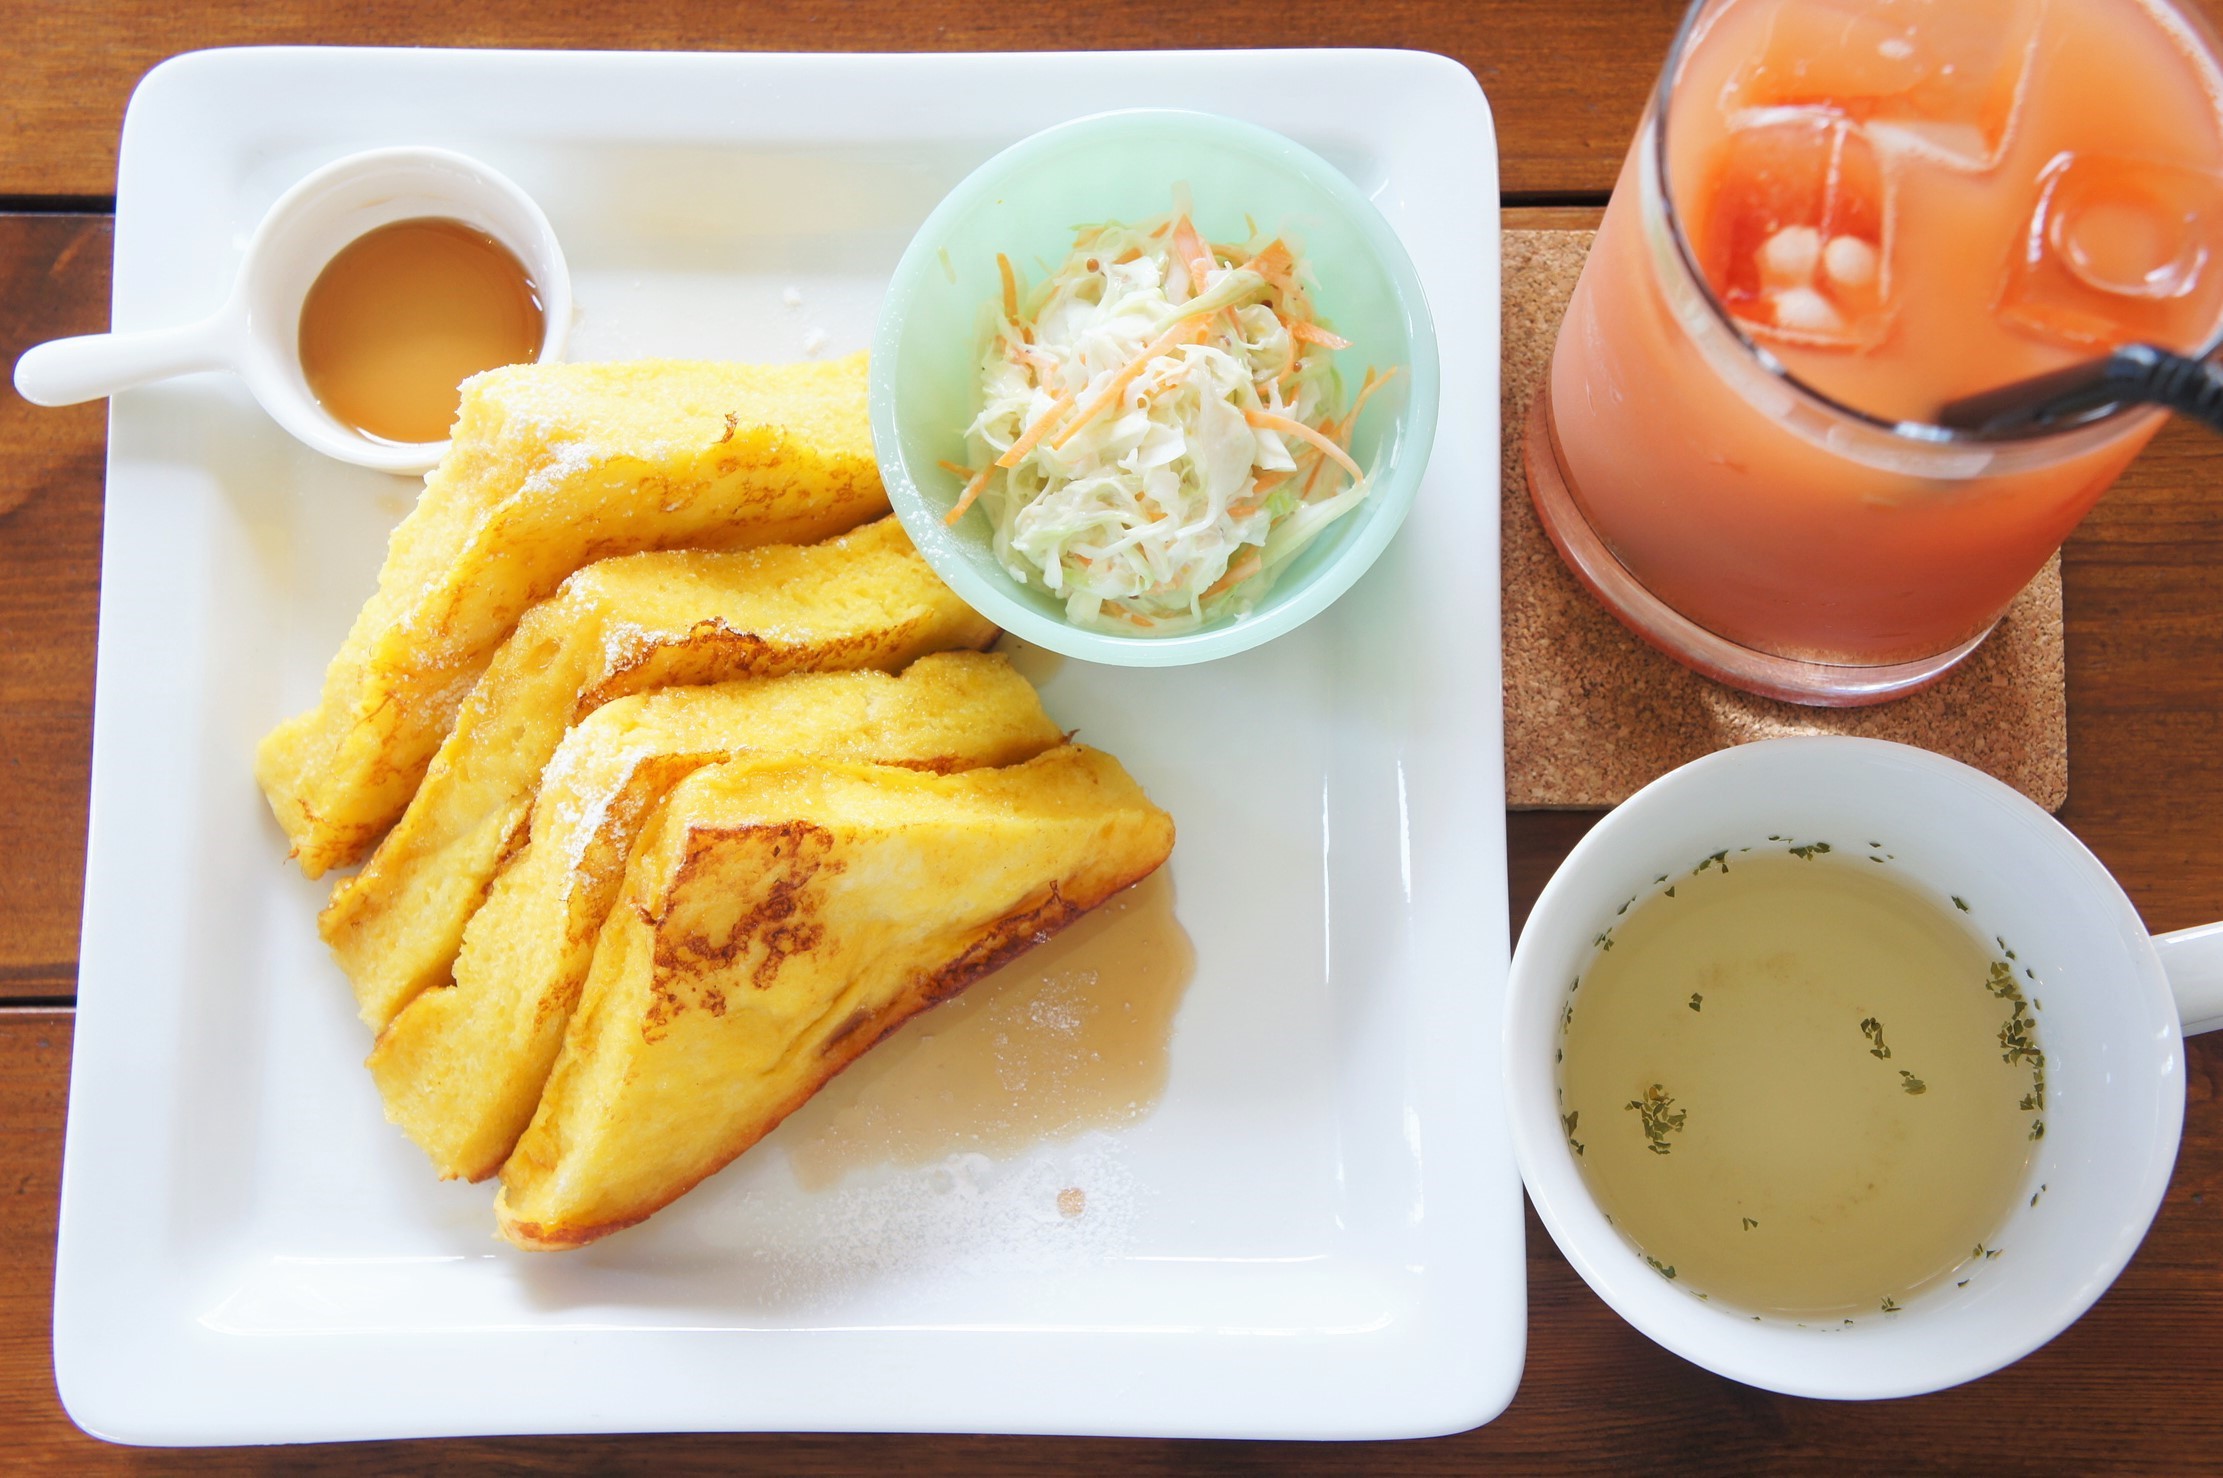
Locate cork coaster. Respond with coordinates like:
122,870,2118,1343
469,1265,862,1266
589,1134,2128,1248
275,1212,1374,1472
1501,230,2068,811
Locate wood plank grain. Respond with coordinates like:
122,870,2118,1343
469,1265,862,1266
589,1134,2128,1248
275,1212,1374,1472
2058,421,2223,935
1497,205,1613,233
15,0,2222,204
2,1003,2216,1471
0,216,106,998
0,1010,73,1466
3,0,1684,200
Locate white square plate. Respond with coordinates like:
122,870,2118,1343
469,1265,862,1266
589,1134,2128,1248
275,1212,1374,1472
55,46,1515,1445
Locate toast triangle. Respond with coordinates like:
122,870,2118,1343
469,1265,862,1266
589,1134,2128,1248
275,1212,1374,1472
256,354,886,877
494,745,1174,1249
323,515,996,1029
368,652,1063,1180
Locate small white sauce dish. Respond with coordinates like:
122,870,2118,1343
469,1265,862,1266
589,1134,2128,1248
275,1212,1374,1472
11,146,570,475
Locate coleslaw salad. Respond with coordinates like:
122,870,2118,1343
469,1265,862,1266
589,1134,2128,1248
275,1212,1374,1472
946,200,1391,635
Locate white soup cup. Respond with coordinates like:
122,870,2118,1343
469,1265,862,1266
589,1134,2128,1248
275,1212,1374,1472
1506,736,2222,1399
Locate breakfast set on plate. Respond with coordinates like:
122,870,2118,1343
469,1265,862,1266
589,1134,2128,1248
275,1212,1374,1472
16,0,2223,1447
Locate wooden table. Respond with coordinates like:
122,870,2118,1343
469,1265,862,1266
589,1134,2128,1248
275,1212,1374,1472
5,5,2221,1470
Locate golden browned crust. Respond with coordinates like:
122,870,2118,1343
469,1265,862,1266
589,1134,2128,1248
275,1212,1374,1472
256,355,888,878
320,519,999,1033
498,856,1163,1253
364,656,1068,1186
644,821,845,1035
489,749,1175,1249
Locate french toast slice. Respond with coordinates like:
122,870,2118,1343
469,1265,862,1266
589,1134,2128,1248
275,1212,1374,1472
493,745,1175,1250
367,653,1065,1181
322,517,997,1029
256,354,888,878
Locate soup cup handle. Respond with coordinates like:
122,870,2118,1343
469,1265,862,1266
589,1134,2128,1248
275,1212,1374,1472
2156,921,2223,1036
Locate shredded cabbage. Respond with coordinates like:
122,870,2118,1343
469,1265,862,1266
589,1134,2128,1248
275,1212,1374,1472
952,204,1387,636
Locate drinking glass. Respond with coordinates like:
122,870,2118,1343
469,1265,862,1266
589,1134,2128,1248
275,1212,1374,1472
1527,0,2223,705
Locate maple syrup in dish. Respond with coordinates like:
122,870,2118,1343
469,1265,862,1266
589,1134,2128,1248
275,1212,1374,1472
298,217,545,446
1557,846,2044,1321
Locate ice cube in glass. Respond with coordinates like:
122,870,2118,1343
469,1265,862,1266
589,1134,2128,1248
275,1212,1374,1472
1732,0,2042,172
1693,110,1895,349
1999,151,2223,349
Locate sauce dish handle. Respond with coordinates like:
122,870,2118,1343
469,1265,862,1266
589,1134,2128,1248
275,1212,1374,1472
2157,920,2223,1036
13,314,235,407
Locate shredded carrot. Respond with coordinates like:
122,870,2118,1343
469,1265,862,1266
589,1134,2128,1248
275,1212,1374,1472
996,253,1018,322
1049,314,1212,451
1241,239,1294,280
1244,408,1365,483
1008,341,1059,375
1114,246,1142,264
1361,365,1399,405
1171,215,1213,292
1336,367,1398,445
995,388,1077,469
1244,240,1300,300
1226,500,1262,520
1250,469,1293,497
944,463,994,525
1203,551,1263,600
937,459,975,480
1288,319,1351,350
1332,368,1377,442
1141,372,1192,411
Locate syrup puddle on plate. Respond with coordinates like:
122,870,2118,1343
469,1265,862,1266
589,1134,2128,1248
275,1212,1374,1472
781,870,1194,1191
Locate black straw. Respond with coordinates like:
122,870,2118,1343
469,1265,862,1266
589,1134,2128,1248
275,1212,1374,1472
1936,343,2223,436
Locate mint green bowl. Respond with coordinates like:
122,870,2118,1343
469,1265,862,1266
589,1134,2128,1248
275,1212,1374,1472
870,109,1440,667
